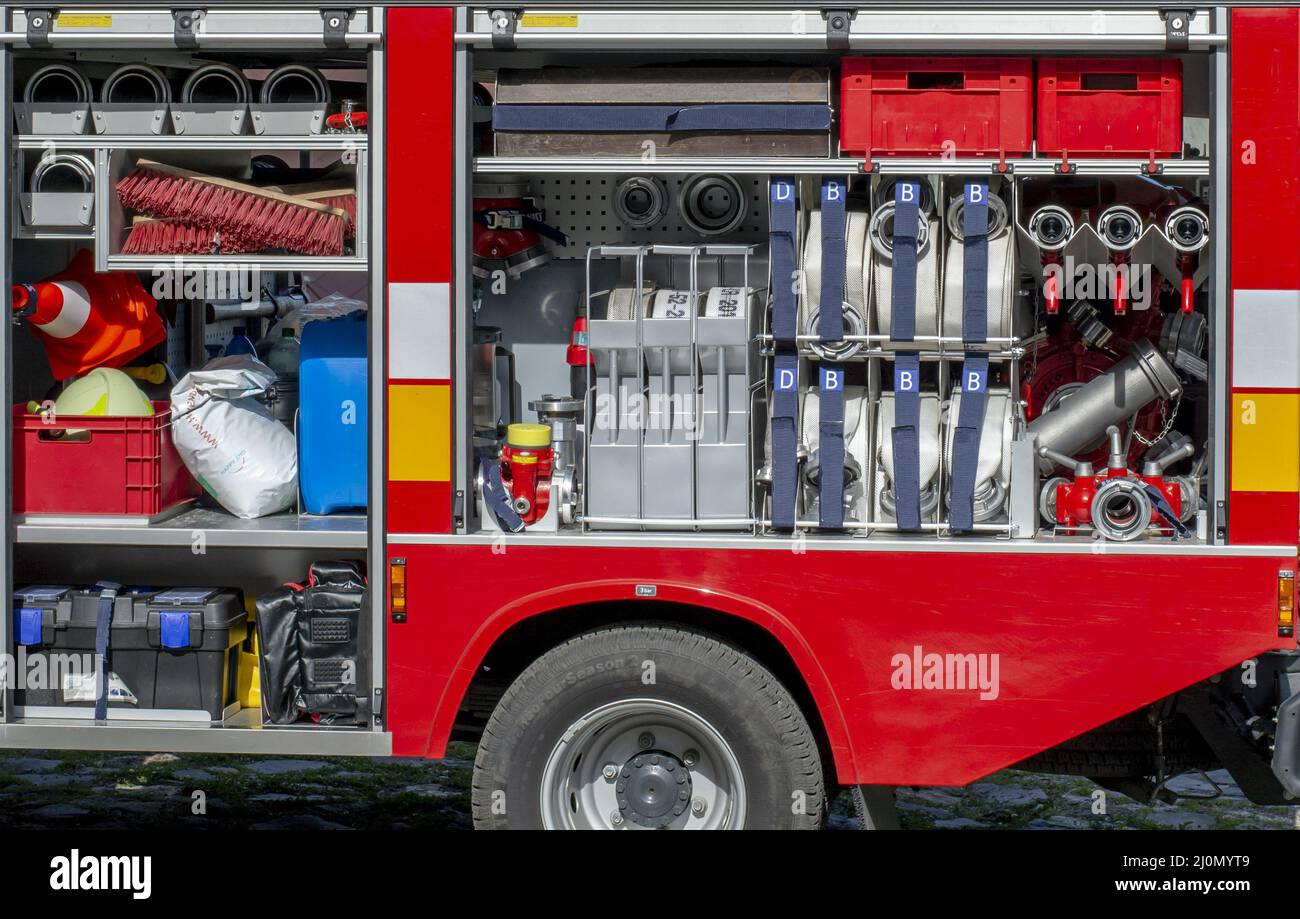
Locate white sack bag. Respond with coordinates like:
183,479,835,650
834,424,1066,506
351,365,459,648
170,356,298,519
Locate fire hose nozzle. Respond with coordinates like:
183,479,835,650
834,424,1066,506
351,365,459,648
1105,425,1126,469
1097,205,1143,252
1037,443,1093,478
1164,206,1210,254
1028,205,1075,252
1142,439,1195,477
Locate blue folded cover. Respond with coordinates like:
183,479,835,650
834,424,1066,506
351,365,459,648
493,103,832,133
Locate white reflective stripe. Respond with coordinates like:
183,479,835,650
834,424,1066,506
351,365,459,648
1233,290,1300,389
35,281,91,339
388,282,449,380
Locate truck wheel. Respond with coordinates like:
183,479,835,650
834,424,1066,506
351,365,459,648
471,624,825,829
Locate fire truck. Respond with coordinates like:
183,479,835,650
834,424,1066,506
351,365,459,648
0,2,1297,831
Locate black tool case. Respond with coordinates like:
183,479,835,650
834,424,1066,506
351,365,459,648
12,584,246,720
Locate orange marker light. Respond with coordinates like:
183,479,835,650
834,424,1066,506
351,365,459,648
390,558,407,623
1279,571,1295,637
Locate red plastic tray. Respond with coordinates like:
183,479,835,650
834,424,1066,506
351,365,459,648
1036,58,1183,157
12,401,198,518
840,57,1033,158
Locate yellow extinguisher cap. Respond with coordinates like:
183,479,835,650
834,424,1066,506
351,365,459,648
507,422,552,449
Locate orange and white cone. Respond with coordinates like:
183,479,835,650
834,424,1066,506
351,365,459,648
11,249,165,380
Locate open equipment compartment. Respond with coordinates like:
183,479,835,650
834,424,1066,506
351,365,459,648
1,7,386,753
465,38,1218,549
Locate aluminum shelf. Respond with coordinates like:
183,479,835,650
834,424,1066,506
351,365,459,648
0,711,390,755
464,7,1221,50
14,134,369,152
476,156,1211,177
103,254,368,273
15,508,369,550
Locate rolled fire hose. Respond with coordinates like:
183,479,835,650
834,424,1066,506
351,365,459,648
877,178,935,218
24,63,92,105
942,389,1014,523
945,193,1010,241
1163,205,1210,253
181,62,252,106
259,63,331,106
649,289,696,318
876,392,942,519
678,174,746,237
942,216,1015,340
603,286,655,320
800,385,868,519
801,207,870,359
701,286,752,318
30,152,95,195
1027,205,1075,252
1028,338,1182,471
607,286,751,320
101,63,172,105
614,176,670,229
1096,205,1144,252
870,202,939,348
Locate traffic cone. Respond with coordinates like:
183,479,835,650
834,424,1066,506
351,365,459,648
12,249,165,380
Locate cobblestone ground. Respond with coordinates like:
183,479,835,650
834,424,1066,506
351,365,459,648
0,746,1294,830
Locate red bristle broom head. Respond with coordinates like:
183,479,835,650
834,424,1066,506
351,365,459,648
118,164,347,257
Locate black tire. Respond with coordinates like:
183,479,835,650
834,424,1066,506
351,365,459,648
471,624,825,830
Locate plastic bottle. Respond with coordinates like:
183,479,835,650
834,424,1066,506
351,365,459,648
265,328,301,427
224,326,257,357
265,327,301,378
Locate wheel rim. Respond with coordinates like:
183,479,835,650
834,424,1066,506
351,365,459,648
539,698,747,830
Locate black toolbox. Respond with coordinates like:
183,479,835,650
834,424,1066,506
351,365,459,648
13,584,246,720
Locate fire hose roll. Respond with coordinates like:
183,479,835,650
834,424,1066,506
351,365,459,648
942,210,1016,341
259,64,331,106
1028,338,1182,470
181,62,252,105
870,198,939,349
649,289,696,319
30,152,95,194
943,388,1015,523
876,392,942,519
101,64,172,105
701,286,752,318
604,286,655,320
24,63,92,105
801,205,870,359
800,384,869,522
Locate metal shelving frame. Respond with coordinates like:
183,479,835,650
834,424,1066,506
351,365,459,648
455,3,1229,554
0,3,390,755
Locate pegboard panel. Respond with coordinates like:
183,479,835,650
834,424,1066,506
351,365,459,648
528,174,769,255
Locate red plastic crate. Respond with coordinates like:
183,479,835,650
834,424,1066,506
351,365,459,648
1036,58,1183,157
840,57,1033,158
13,401,199,518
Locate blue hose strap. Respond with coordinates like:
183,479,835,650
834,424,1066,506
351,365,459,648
92,580,121,722
818,178,847,343
492,103,833,133
818,363,846,529
889,181,921,342
891,353,923,530
479,457,526,534
1142,483,1192,540
949,353,990,532
770,177,798,343
771,351,800,530
962,182,990,344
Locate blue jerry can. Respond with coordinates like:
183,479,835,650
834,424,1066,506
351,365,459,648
299,316,368,514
